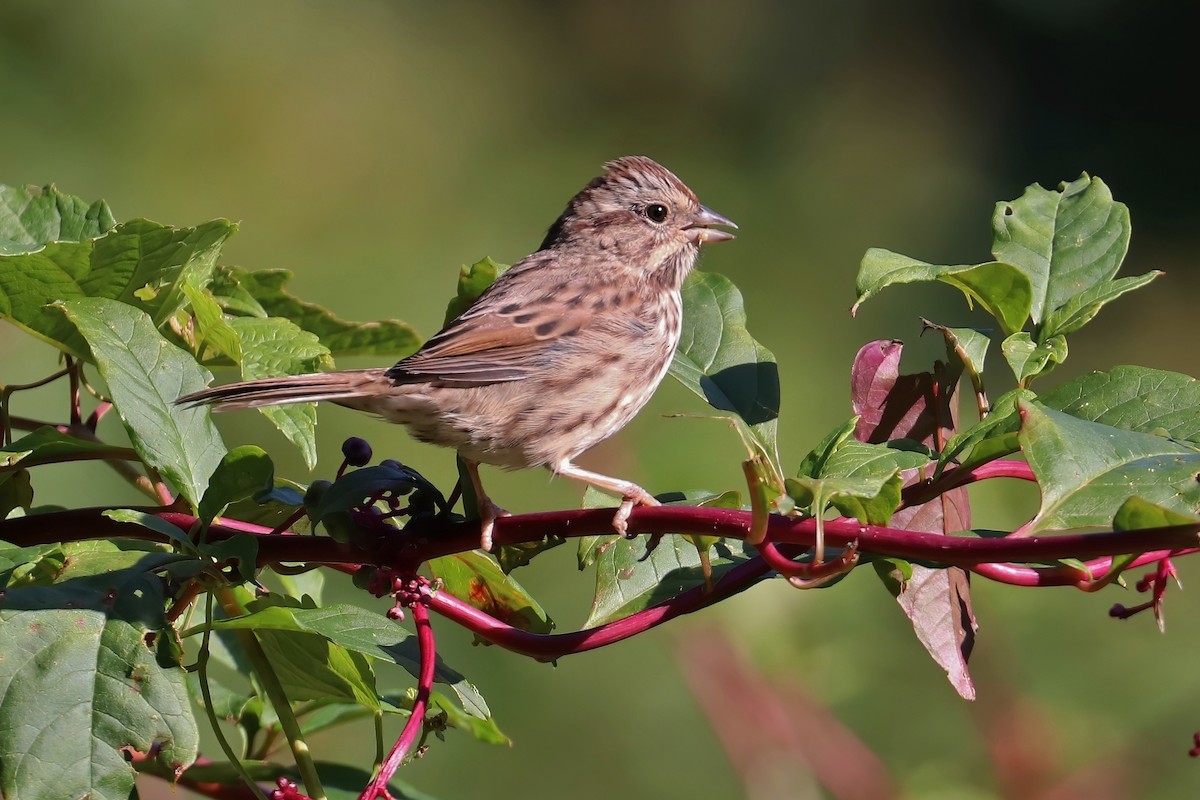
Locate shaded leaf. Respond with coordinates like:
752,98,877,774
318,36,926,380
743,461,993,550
670,271,781,471
852,339,976,700
198,446,275,522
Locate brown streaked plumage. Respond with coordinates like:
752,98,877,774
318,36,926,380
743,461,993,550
178,156,736,549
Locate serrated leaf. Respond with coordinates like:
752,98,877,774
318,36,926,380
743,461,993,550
796,417,860,479
991,175,1131,325
1001,332,1067,384
59,298,227,510
853,250,1032,336
212,266,421,359
1019,400,1200,533
669,270,780,470
0,218,235,357
443,257,508,325
1040,366,1200,444
230,317,327,468
0,184,116,254
0,547,198,800
429,551,553,635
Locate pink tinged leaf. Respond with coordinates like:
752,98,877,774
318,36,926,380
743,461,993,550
851,340,978,700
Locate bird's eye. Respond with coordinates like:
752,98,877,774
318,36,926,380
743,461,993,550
644,203,669,223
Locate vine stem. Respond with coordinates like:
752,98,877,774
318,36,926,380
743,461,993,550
359,596,436,800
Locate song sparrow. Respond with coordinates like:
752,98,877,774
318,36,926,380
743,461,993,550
179,156,736,549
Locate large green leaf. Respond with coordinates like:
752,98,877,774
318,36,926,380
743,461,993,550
669,270,781,470
991,175,1131,328
211,266,421,359
59,298,227,510
1039,366,1200,445
0,184,116,254
1019,401,1200,533
0,218,234,358
0,543,197,800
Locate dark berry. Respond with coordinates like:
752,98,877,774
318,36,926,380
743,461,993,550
341,436,373,466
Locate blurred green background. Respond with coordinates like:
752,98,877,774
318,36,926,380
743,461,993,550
2,1,1197,797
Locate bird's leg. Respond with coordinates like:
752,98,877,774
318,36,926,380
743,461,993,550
552,461,660,537
462,458,509,551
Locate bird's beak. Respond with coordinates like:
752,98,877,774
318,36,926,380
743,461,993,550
684,205,738,244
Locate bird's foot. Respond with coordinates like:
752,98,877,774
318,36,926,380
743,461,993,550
612,488,660,538
478,498,512,552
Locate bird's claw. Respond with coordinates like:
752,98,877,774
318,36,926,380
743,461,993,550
478,499,511,552
612,490,660,539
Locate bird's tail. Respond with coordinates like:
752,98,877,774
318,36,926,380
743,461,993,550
176,369,391,411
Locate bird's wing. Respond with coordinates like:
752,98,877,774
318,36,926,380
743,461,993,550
386,258,593,386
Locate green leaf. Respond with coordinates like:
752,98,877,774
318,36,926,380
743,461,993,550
852,250,1032,336
1041,271,1161,339
0,468,33,518
924,321,990,387
0,547,198,800
936,389,1027,474
230,317,328,468
0,218,235,357
59,297,227,509
796,417,860,479
1019,401,1200,533
212,266,421,359
584,533,759,628
1112,496,1200,531
669,270,781,470
790,441,932,526
991,175,1131,325
198,445,274,522
1,426,139,474
0,184,116,254
199,599,487,716
1001,332,1067,384
429,551,553,635
309,463,438,524
181,278,324,468
444,256,508,325
1040,366,1200,445
103,508,196,552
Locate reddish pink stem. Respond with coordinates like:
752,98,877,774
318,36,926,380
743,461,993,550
359,599,436,800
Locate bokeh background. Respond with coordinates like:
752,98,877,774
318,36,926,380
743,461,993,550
2,1,1198,797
